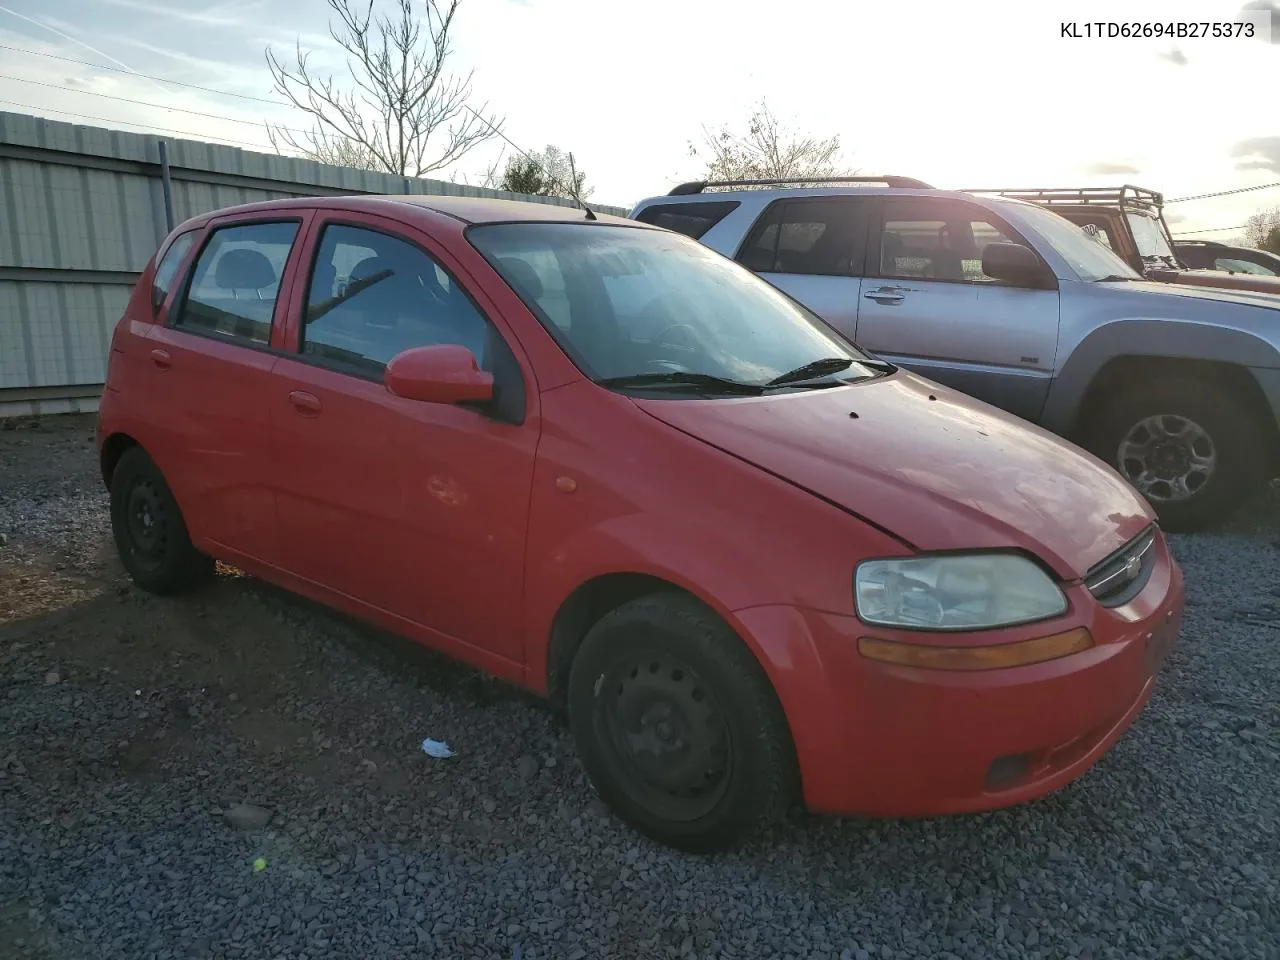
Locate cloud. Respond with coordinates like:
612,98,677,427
1232,137,1280,173
1239,1,1280,43
95,0,265,28
1084,161,1141,176
1159,47,1189,65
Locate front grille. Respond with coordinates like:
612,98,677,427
1083,526,1158,607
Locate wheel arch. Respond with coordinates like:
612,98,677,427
99,431,141,489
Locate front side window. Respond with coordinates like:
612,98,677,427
879,199,1019,283
175,221,299,344
469,222,883,391
152,231,195,307
737,199,866,277
302,224,490,378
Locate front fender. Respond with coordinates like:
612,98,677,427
1042,319,1280,436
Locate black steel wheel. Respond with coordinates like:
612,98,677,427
567,593,797,852
109,446,213,594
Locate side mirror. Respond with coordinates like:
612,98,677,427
151,285,166,312
981,242,1053,288
385,344,494,405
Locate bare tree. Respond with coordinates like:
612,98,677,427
265,0,502,177
1244,205,1280,253
483,144,593,200
689,100,852,185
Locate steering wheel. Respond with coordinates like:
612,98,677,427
654,323,702,350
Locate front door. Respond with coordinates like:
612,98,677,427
854,196,1061,423
268,215,539,665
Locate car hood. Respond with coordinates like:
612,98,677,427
1148,267,1280,299
1111,277,1280,311
632,372,1154,580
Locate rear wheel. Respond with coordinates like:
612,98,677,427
109,447,214,594
1082,378,1267,531
567,593,797,853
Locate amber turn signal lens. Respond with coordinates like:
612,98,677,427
857,627,1094,671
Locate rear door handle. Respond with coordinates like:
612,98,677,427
864,289,905,305
288,390,322,416
149,348,172,369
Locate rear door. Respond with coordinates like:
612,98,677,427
854,196,1061,422
733,197,870,340
144,213,312,564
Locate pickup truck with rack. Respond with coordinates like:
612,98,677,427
630,176,1280,529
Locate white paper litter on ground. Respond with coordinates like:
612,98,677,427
421,738,455,759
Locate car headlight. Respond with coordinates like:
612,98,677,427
855,554,1067,631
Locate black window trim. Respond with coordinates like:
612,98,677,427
168,216,306,357
292,217,529,422
868,196,1058,289
731,196,874,278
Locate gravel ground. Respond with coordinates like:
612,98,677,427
1,413,1278,960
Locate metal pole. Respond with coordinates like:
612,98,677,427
158,139,175,232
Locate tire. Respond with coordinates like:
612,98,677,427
109,446,214,595
1081,378,1267,532
566,593,798,853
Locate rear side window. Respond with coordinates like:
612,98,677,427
633,201,739,239
173,222,300,345
152,231,195,307
736,198,868,277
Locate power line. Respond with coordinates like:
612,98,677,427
0,72,315,137
1171,225,1249,235
0,97,274,151
0,43,281,106
1167,182,1280,203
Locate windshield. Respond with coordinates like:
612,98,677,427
1008,202,1141,282
1126,212,1178,264
467,222,882,391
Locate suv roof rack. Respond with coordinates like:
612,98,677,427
668,175,934,196
962,185,1164,209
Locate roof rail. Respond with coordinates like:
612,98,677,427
962,185,1164,208
668,175,933,196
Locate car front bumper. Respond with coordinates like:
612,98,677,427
732,537,1184,818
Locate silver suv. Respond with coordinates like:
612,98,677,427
630,177,1280,530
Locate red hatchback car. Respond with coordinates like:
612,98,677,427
97,195,1184,851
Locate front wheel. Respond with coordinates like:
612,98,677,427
1082,379,1267,531
567,594,798,853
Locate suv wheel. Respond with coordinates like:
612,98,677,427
1084,379,1266,531
109,447,215,594
567,594,798,853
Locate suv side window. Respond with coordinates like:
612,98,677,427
633,201,740,239
302,224,490,378
174,221,300,344
736,199,867,277
152,231,196,307
879,199,1019,283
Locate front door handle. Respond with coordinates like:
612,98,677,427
149,348,172,369
864,289,905,305
288,390,322,416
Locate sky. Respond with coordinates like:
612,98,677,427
1,0,1278,240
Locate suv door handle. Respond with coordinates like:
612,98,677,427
864,289,905,304
288,390,322,416
149,348,172,369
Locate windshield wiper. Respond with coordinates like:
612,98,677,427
766,357,856,386
1095,274,1134,282
595,372,764,395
